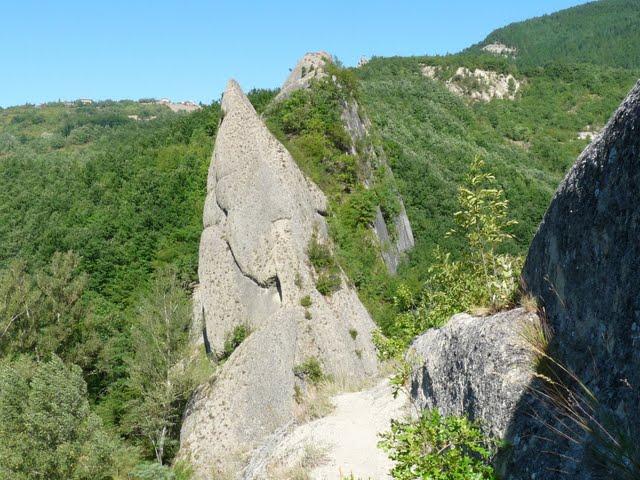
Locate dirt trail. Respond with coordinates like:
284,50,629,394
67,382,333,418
309,379,409,479
256,379,409,479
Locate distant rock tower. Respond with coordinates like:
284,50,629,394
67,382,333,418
274,52,415,273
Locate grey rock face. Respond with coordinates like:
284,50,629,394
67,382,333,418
507,80,640,478
180,80,378,478
340,95,415,274
275,51,332,102
409,308,537,439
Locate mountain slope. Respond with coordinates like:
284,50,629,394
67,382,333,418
356,55,637,281
472,0,640,69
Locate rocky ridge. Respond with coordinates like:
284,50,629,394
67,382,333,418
179,79,378,478
276,52,414,273
275,51,332,102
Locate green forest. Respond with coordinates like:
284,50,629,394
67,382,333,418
471,0,640,69
0,0,639,477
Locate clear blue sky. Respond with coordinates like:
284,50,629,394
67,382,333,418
0,0,589,107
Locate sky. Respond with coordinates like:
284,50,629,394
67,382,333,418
0,0,590,107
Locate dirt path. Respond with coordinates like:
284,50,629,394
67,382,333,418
308,379,409,479
248,379,409,479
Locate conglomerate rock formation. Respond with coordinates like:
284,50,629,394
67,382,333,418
504,79,640,479
276,52,414,273
274,51,332,101
408,308,538,439
409,80,640,479
180,80,378,478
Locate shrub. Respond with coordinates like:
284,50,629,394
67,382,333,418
349,328,358,340
316,272,341,296
308,234,334,271
129,461,193,480
220,324,250,361
379,410,497,480
294,357,324,384
0,356,125,479
300,295,312,308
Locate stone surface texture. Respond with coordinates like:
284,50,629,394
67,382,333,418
506,79,640,479
243,379,409,480
179,80,377,478
409,308,537,439
275,51,332,101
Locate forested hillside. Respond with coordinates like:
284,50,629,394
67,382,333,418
357,55,638,281
471,0,640,69
0,100,220,476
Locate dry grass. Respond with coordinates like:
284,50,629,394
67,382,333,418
266,444,328,480
518,312,640,479
293,373,377,424
519,293,539,313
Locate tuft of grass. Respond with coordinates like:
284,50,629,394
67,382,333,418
519,312,640,479
300,295,312,308
349,328,358,340
519,293,539,313
316,272,341,296
219,324,250,361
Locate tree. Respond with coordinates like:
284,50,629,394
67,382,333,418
450,157,518,307
0,252,88,360
122,267,210,464
0,356,123,480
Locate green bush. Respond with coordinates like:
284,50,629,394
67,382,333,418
300,295,312,307
308,234,335,271
379,410,497,480
129,461,193,480
316,272,341,296
220,324,250,361
0,356,126,480
378,158,522,354
293,357,324,384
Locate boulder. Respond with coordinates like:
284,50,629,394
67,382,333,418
179,80,378,478
507,79,640,478
408,308,537,439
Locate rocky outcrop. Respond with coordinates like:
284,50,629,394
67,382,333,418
408,308,538,439
180,80,378,478
422,65,520,102
507,79,640,479
482,42,517,57
275,51,332,102
274,52,414,274
340,100,415,273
